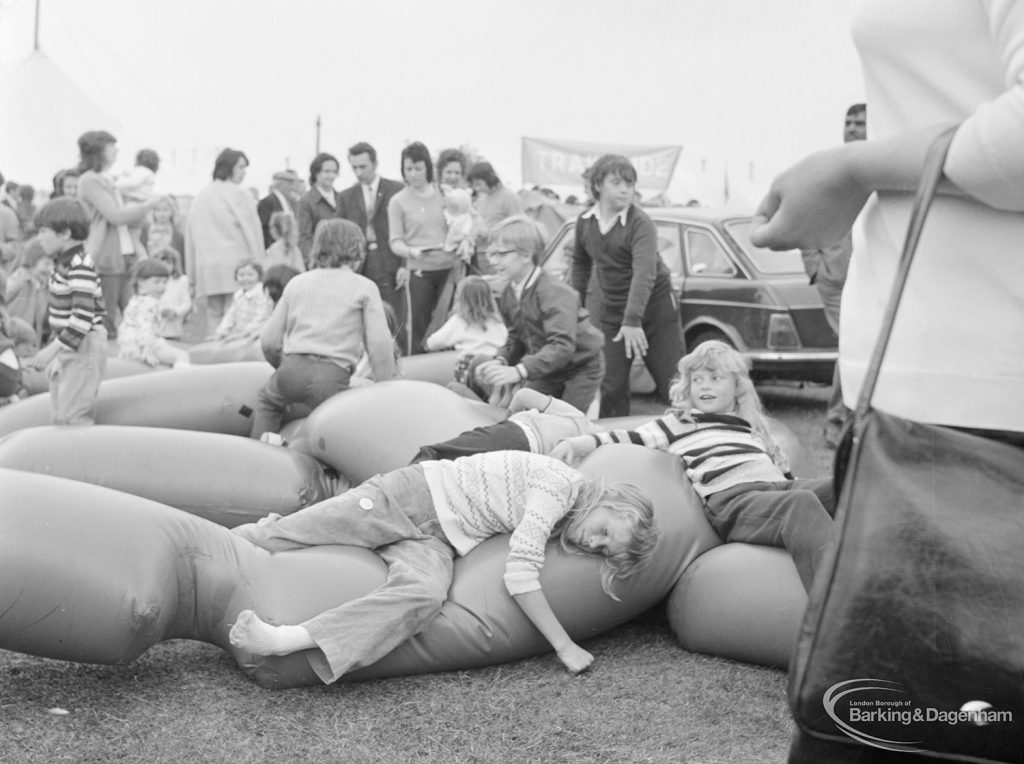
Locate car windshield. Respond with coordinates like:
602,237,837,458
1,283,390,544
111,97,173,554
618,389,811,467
724,219,806,275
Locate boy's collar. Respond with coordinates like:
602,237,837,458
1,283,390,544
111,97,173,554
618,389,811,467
581,204,630,226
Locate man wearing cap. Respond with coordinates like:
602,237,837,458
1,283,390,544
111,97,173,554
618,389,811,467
258,170,301,249
338,142,405,316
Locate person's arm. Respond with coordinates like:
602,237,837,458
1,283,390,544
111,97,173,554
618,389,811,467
550,414,685,465
387,195,416,258
518,281,578,378
297,197,315,258
362,290,397,381
615,211,660,358
259,291,288,368
504,471,593,674
569,218,592,301
78,173,152,226
508,388,556,414
424,315,459,351
512,590,593,674
748,121,1016,251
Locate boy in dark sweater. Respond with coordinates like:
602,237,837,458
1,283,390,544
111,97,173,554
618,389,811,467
571,154,682,417
474,215,604,413
28,198,108,424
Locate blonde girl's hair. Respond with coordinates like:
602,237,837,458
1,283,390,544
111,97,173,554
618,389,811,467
667,339,789,471
453,275,501,331
557,479,659,601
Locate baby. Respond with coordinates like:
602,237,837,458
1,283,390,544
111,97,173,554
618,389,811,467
442,187,474,262
116,149,160,203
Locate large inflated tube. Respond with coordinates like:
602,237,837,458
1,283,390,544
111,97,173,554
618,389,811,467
0,443,719,688
0,362,274,437
20,358,160,395
304,379,504,482
0,425,335,526
188,336,265,365
666,543,807,669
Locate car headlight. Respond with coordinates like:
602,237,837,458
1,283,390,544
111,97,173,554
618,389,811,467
767,313,802,349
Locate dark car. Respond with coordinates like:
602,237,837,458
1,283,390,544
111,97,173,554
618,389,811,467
539,207,837,384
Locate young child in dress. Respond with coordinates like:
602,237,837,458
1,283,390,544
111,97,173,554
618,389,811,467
229,450,659,683
413,388,594,462
118,259,191,368
552,340,835,591
0,306,24,402
442,187,475,262
212,260,274,341
264,211,305,272
425,275,507,387
152,248,192,340
116,148,160,203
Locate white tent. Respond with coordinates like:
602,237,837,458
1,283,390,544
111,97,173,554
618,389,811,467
0,51,124,188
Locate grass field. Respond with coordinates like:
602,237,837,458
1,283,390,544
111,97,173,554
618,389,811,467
0,382,834,764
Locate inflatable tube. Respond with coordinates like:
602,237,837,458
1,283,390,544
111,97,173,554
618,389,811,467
0,362,274,437
0,425,335,526
666,543,807,669
395,350,462,387
20,357,160,395
304,379,504,482
188,336,265,365
0,445,719,688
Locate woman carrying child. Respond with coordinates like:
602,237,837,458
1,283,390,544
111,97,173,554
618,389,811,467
553,340,834,591
264,211,305,273
249,219,396,439
117,259,191,368
229,450,658,683
424,275,507,390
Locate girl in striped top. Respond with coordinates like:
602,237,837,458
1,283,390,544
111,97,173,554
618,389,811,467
553,340,834,591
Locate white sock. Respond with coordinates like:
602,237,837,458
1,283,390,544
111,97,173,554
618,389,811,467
228,610,314,656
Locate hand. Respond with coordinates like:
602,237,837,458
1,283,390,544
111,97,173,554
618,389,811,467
408,247,422,258
27,344,59,372
749,144,871,251
396,267,409,290
613,325,648,359
549,437,595,466
556,641,594,674
478,362,521,387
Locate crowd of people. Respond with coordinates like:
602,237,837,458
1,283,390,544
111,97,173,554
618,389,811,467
0,133,701,431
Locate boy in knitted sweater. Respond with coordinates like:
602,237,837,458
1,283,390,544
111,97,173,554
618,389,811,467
230,450,658,684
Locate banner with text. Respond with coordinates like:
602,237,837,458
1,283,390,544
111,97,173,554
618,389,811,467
521,137,682,195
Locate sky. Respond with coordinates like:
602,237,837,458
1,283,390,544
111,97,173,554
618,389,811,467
0,0,863,205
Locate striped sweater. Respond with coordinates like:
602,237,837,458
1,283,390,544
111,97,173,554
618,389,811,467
591,412,788,498
48,244,107,352
420,451,585,595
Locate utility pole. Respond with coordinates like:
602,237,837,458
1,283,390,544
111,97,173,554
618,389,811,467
34,0,42,51
315,116,321,155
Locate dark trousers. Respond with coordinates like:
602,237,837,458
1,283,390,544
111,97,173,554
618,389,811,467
412,420,531,463
250,354,353,438
599,291,682,417
401,268,451,355
703,477,835,591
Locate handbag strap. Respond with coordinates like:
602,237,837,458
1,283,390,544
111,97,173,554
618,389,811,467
852,126,958,420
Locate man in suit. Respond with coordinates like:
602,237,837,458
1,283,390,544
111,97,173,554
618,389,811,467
257,169,300,248
338,142,405,316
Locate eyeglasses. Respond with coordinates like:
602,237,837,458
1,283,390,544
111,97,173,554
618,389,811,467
486,248,519,257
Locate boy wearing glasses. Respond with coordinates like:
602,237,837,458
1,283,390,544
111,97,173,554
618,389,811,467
473,215,604,413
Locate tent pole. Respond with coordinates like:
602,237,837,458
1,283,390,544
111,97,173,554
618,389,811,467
34,0,41,52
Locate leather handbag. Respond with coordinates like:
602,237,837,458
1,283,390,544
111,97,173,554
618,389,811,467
788,128,1024,763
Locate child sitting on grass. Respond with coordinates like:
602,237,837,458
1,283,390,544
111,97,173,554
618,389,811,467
229,450,658,683
552,340,834,591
